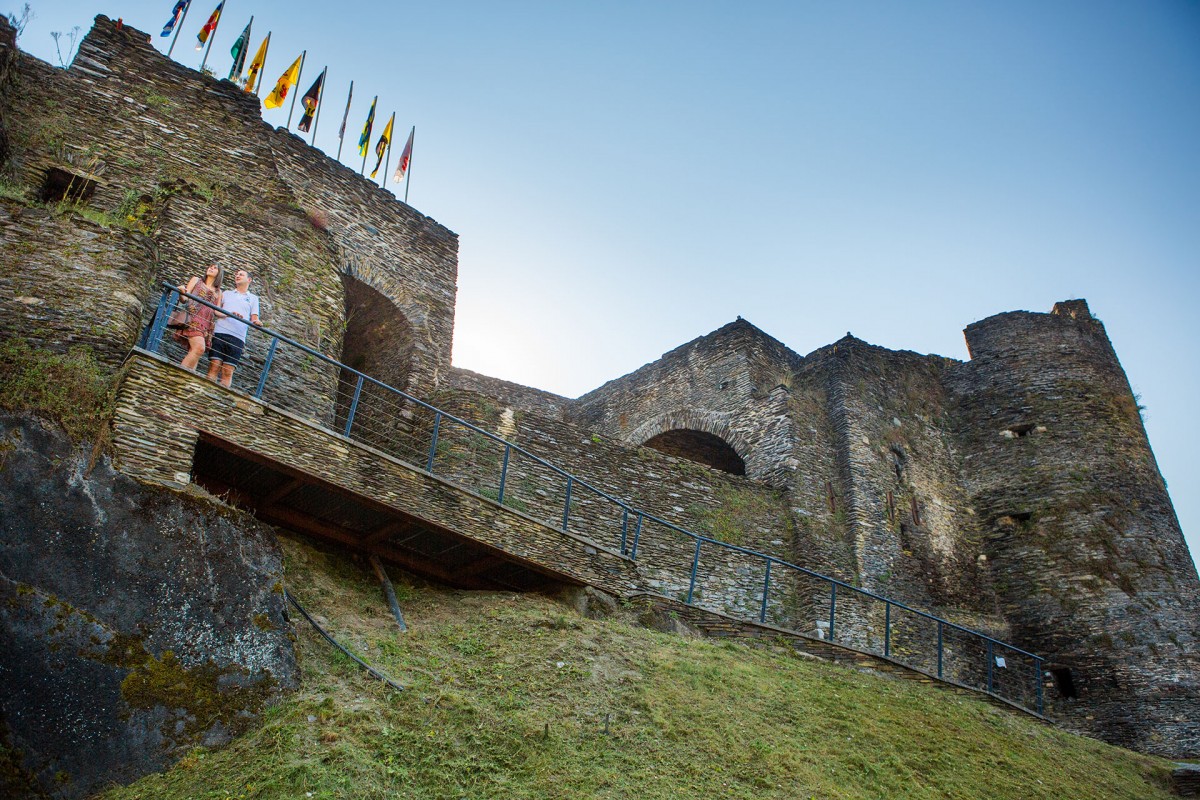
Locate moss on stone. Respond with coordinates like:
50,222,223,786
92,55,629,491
0,338,114,444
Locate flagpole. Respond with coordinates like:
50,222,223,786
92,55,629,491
310,68,328,145
286,50,307,130
166,3,192,58
229,15,251,82
254,32,270,96
199,1,226,73
336,80,353,161
404,127,415,204
379,113,396,189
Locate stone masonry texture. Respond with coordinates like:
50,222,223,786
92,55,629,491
1,13,1197,766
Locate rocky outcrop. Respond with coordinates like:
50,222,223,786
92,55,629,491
0,414,296,798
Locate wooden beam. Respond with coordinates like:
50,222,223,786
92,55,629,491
362,519,411,545
261,476,304,508
455,555,507,579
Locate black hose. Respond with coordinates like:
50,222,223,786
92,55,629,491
285,589,404,692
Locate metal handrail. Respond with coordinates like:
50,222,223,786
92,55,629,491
143,283,1045,712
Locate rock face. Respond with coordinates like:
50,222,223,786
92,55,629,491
0,414,297,798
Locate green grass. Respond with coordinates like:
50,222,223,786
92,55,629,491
98,534,1174,800
0,339,114,443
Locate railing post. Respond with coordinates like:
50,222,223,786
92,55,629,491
884,601,891,658
342,375,364,436
561,476,573,531
987,640,994,694
426,412,441,473
1034,657,1044,715
630,513,643,560
620,508,629,555
828,583,837,642
254,337,280,399
145,287,178,353
759,558,772,623
141,286,172,349
937,621,944,678
686,539,702,604
497,444,511,504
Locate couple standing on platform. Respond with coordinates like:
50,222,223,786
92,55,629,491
176,265,261,388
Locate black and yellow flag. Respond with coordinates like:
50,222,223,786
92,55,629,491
371,114,394,178
297,68,326,133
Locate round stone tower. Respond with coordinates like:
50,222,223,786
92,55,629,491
950,299,1199,757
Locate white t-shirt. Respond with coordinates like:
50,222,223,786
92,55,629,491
213,289,260,341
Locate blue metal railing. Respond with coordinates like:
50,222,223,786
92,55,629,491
142,284,1045,714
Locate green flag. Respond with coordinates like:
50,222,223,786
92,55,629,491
228,18,252,82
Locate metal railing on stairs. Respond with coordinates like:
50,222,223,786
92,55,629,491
140,283,1045,715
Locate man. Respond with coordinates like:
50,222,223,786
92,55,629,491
207,268,261,388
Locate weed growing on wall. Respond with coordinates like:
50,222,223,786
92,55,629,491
0,338,114,443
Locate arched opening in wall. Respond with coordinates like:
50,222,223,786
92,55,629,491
335,275,418,455
643,429,746,475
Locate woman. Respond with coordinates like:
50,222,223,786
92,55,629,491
175,264,223,371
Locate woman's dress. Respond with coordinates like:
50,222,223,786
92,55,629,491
177,281,221,346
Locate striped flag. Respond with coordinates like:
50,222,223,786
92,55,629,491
393,126,415,182
264,54,302,109
338,81,353,140
161,0,189,36
195,1,223,50
357,96,377,157
228,18,252,82
371,114,394,178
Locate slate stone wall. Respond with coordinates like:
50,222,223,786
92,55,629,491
0,16,457,419
946,300,1200,756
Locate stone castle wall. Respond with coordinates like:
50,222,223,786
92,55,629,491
946,300,1200,754
1,14,1197,761
0,16,457,422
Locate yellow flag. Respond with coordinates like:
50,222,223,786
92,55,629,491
264,55,302,109
243,32,270,93
370,114,394,178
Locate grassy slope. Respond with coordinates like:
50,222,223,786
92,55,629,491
99,535,1174,800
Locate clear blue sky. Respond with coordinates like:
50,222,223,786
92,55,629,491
13,1,1200,570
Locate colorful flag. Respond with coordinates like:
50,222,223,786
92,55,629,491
264,54,302,109
338,81,354,140
296,69,326,133
393,126,415,183
369,113,393,178
243,32,270,93
357,96,377,157
228,18,252,81
195,1,223,50
161,0,189,37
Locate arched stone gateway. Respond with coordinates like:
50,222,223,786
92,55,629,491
629,411,750,475
643,429,746,475
334,274,422,457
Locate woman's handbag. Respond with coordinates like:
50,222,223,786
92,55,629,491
167,295,191,329
168,287,190,328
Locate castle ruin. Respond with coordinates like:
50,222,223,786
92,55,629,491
1,15,1197,795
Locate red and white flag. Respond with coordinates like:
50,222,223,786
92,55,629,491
393,126,415,182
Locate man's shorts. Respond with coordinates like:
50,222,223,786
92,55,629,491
210,332,246,366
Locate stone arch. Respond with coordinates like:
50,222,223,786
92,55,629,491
628,410,750,475
334,272,417,439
